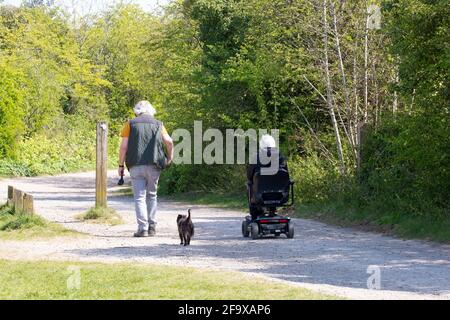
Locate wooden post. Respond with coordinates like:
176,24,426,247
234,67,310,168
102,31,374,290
7,186,14,206
13,189,24,212
23,193,34,215
96,121,108,208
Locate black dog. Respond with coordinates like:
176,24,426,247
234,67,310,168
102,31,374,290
177,209,194,246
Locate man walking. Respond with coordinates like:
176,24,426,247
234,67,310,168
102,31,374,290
118,100,174,237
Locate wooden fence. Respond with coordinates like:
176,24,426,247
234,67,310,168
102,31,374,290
6,185,34,215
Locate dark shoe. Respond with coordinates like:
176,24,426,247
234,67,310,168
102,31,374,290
133,230,149,237
148,225,156,236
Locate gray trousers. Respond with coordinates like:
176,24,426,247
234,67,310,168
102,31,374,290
129,165,161,231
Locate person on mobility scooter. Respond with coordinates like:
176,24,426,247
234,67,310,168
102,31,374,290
242,134,295,239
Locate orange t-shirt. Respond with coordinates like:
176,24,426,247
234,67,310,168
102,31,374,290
120,121,168,138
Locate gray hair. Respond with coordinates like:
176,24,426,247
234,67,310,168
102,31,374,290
133,100,156,116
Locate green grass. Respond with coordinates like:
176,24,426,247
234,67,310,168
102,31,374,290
163,191,248,211
0,259,340,299
295,202,450,243
110,186,133,197
0,204,82,240
76,206,124,226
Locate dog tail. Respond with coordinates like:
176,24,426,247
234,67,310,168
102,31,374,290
187,208,192,220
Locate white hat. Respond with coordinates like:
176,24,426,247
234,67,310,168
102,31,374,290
259,134,276,149
133,100,156,116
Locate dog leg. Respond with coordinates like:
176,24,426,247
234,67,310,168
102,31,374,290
179,231,184,245
186,235,191,246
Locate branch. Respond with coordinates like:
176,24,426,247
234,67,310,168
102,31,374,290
302,75,327,103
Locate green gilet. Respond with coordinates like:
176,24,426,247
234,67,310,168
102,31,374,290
125,114,167,169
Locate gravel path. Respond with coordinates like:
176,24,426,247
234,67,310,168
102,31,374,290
0,171,449,300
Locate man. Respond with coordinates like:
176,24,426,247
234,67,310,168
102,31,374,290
246,134,288,221
118,100,174,237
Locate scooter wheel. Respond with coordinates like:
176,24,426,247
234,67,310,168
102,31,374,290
251,222,260,240
242,220,250,237
287,221,294,239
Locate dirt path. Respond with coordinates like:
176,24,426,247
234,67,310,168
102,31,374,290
0,171,449,300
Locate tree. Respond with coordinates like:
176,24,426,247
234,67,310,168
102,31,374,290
79,4,161,131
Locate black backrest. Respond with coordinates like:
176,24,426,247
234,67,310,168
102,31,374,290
252,169,290,206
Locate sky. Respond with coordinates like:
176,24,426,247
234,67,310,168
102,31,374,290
1,0,171,15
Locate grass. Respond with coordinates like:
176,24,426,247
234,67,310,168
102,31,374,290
76,206,124,226
0,204,82,240
295,202,450,243
163,191,248,211
0,259,340,300
110,186,133,197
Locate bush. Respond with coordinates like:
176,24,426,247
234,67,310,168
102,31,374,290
0,62,26,159
360,113,450,219
159,163,246,195
0,116,120,177
0,158,33,177
289,154,341,205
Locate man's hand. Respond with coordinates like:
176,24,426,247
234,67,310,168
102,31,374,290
162,133,174,167
118,137,128,174
118,166,125,177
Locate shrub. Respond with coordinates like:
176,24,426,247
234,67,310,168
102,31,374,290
0,116,120,177
360,113,450,219
0,158,33,177
289,154,340,205
159,164,246,195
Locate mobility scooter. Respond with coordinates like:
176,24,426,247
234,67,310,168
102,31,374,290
242,167,295,239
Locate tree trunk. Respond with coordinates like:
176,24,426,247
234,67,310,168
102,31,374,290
363,6,370,123
353,56,360,166
393,66,399,115
330,1,357,164
323,0,345,174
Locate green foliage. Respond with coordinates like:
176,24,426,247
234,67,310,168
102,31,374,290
165,191,247,211
80,4,161,131
289,154,339,204
0,159,33,177
0,5,111,177
0,116,119,177
0,62,25,158
0,5,109,135
383,0,449,110
159,164,246,195
360,114,450,217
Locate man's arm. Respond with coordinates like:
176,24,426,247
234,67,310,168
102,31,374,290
118,137,128,175
162,133,174,165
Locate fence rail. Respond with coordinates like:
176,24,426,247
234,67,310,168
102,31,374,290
6,185,34,215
